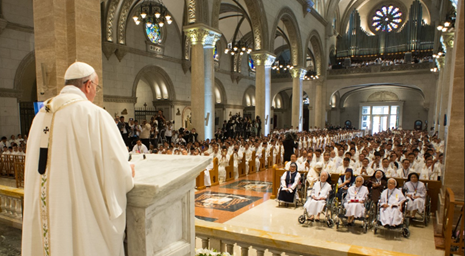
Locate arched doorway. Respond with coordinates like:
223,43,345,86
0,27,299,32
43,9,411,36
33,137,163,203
132,65,176,122
15,51,37,135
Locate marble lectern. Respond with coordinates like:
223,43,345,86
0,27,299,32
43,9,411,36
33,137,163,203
127,154,211,256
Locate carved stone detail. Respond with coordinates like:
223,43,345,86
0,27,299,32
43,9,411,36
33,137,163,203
187,0,196,24
0,88,22,98
183,24,222,47
102,43,117,60
250,51,276,68
105,0,119,42
182,60,191,74
441,33,455,50
115,47,127,62
104,95,137,103
367,91,399,102
290,68,306,80
117,0,132,44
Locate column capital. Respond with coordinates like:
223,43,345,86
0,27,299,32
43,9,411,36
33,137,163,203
436,56,446,69
290,67,306,80
441,32,455,50
250,51,276,68
183,24,222,47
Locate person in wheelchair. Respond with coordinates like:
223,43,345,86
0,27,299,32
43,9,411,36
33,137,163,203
379,178,406,228
277,162,301,205
337,168,356,201
303,171,332,221
367,170,387,204
344,176,368,226
404,172,426,219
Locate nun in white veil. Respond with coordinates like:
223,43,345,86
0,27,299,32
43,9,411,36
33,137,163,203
344,176,369,225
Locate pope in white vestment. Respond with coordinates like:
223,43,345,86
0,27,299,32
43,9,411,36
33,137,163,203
22,62,134,256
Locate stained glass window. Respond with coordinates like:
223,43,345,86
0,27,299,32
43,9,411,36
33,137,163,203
213,45,219,61
145,22,161,44
372,5,402,32
248,55,255,72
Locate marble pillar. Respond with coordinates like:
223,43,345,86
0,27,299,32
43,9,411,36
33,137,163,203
251,52,276,137
443,0,464,201
184,24,221,141
438,33,455,139
290,68,306,131
33,0,103,106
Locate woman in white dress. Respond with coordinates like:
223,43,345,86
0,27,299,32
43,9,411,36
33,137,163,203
344,176,369,225
379,178,406,227
403,172,426,218
304,171,332,221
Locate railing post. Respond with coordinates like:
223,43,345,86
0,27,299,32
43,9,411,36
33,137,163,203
197,235,210,249
255,247,266,256
269,249,282,256
223,240,234,255
238,243,249,256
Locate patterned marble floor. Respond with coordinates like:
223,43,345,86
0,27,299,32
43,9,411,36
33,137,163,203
195,168,445,256
194,170,274,223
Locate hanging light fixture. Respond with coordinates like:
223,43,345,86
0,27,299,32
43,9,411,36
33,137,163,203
224,12,253,56
132,0,172,27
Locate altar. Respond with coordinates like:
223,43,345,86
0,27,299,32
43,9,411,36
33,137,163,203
127,154,211,256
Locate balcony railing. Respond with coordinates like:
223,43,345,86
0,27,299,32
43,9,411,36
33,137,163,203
195,219,405,256
328,62,433,76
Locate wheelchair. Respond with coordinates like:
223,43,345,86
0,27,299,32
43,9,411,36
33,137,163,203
331,190,375,233
408,183,432,227
373,198,411,238
276,173,306,209
297,184,336,228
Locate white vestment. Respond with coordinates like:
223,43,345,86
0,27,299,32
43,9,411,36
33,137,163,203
344,185,368,218
22,86,134,256
379,188,406,226
304,181,331,216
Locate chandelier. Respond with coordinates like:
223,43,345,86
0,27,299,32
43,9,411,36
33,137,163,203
303,70,319,80
224,41,252,56
271,60,295,71
132,0,172,27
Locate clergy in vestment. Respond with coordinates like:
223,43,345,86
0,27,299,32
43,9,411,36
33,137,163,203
22,62,135,256
304,171,332,221
344,176,369,225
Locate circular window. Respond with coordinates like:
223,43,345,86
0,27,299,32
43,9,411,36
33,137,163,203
145,22,162,44
371,5,403,33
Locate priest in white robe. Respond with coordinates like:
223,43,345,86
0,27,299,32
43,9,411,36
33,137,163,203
379,178,406,227
22,62,135,256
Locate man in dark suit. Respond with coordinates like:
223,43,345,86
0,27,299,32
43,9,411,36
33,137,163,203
117,116,131,147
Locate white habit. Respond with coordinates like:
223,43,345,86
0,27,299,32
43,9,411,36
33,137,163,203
304,181,331,216
344,185,368,218
379,188,406,226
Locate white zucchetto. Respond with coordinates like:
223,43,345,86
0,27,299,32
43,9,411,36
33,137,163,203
64,62,95,80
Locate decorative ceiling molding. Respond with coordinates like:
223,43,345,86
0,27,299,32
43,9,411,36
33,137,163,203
0,88,22,98
103,95,137,103
367,91,399,102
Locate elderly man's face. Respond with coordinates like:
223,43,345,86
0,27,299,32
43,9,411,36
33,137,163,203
355,177,363,187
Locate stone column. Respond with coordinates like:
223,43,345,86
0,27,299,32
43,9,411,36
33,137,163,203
33,0,103,105
290,68,306,131
443,0,464,201
251,51,275,137
438,33,455,139
184,24,221,141
314,80,324,128
433,57,445,132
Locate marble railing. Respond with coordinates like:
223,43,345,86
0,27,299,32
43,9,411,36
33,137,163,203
0,185,24,227
328,62,433,76
195,219,399,256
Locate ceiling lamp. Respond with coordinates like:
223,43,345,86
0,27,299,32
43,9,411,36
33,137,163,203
224,41,252,56
271,60,295,71
132,0,172,27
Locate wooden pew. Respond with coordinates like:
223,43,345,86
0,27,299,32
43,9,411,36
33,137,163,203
0,155,6,177
210,157,219,186
270,165,287,199
196,170,206,190
259,149,266,171
238,152,246,177
225,154,235,182
276,147,282,166
249,151,256,174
